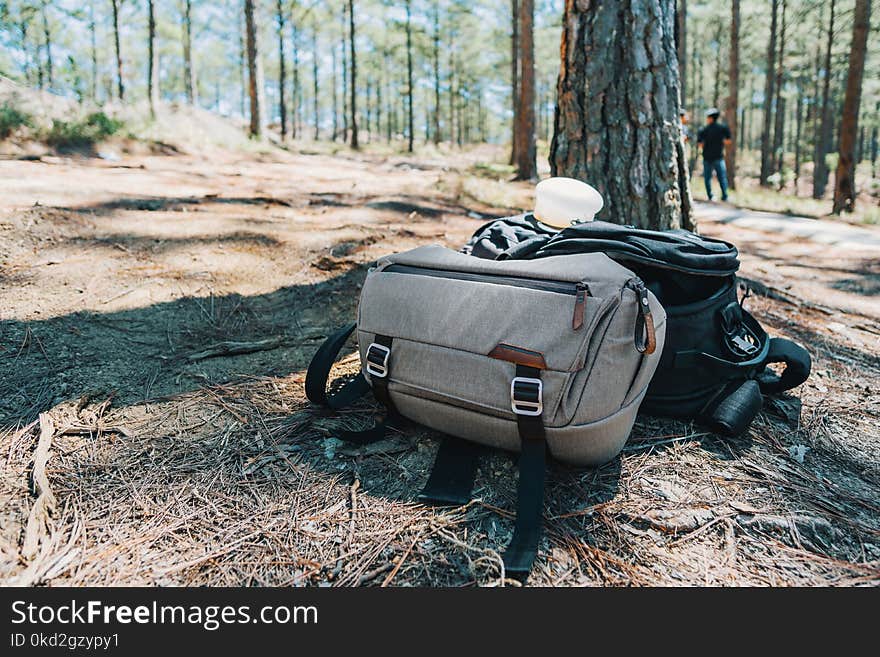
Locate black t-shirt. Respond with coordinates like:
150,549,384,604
697,122,731,160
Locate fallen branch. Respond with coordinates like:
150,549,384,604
185,336,287,361
22,414,57,561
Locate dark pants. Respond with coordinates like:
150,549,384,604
703,158,729,200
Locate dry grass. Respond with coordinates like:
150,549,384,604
1,295,877,587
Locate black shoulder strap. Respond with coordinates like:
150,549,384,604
502,364,547,579
418,437,485,506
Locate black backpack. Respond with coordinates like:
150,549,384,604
464,216,811,435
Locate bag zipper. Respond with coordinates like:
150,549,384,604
626,279,657,354
384,263,591,331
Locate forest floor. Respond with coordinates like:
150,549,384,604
0,145,878,586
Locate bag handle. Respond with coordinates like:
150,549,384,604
305,322,371,409
305,322,390,445
757,338,811,395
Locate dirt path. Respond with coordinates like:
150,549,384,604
1,150,877,586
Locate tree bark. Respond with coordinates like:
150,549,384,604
276,0,287,140
759,0,778,186
244,0,263,138
725,0,739,191
832,0,871,214
148,0,159,116
348,0,359,149
513,0,536,180
405,0,414,153
551,0,691,230
182,0,197,105
813,0,835,199
111,0,124,101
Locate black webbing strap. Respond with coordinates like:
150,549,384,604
418,437,484,506
502,364,547,579
304,323,396,445
368,334,398,417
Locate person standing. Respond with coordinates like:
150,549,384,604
697,108,732,201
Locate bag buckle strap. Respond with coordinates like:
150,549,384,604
511,377,543,416
365,342,391,378
730,331,760,357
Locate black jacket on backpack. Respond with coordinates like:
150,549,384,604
463,215,811,435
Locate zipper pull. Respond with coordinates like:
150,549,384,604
632,281,657,354
572,283,589,330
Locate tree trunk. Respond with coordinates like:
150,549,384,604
513,0,536,180
676,0,686,106
813,0,835,199
341,9,348,142
90,2,98,102
148,0,159,116
244,0,263,138
182,0,197,105
448,39,456,147
111,0,124,101
239,3,246,117
712,21,722,108
551,0,691,230
832,0,871,214
725,0,739,190
432,1,441,144
759,0,778,186
772,0,786,180
794,80,803,194
313,23,320,141
376,64,384,140
40,0,53,88
857,125,865,163
291,23,300,139
348,0,359,149
365,79,372,142
510,0,519,164
276,0,287,140
405,0,414,153
331,41,339,140
871,104,878,180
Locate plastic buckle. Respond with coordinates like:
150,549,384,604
365,343,390,378
511,377,543,416
730,332,760,357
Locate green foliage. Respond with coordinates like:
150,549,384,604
45,112,124,149
0,104,34,139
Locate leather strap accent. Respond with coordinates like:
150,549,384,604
488,343,547,370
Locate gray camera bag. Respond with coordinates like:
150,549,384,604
306,244,666,576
